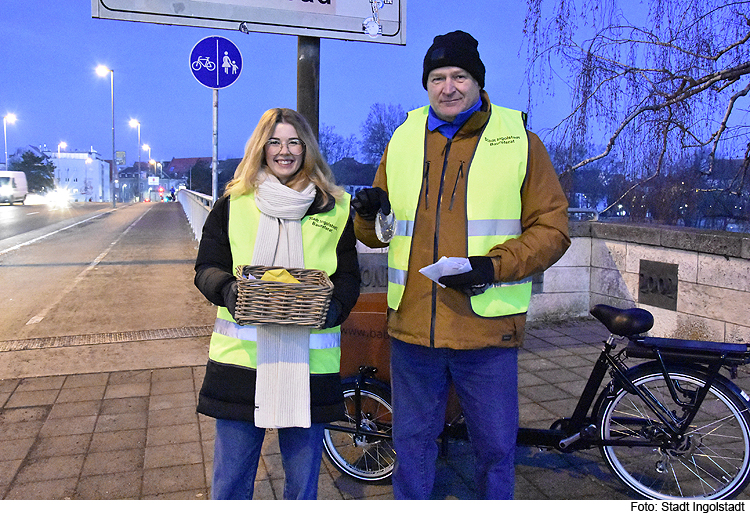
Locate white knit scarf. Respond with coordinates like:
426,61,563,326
252,171,316,428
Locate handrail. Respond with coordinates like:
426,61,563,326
177,189,213,241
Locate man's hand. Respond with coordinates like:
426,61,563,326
351,187,391,221
439,256,495,296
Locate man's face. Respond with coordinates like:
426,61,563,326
426,66,481,122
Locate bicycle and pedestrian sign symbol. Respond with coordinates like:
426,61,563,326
190,36,242,89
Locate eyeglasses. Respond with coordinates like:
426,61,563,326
265,138,305,156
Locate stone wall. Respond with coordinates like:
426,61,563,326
529,221,750,342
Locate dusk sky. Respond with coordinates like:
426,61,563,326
1,1,570,166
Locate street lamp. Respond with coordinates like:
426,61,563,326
142,143,153,178
3,113,17,170
142,143,152,200
96,65,116,208
129,118,141,201
56,141,67,186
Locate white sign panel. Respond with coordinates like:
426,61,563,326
148,176,160,186
92,0,406,45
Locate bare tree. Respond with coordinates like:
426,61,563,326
359,103,407,163
319,124,359,165
523,0,750,213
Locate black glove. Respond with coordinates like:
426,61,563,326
222,280,238,319
351,187,391,221
439,256,495,296
322,298,342,328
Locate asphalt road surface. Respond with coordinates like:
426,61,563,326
0,201,215,379
0,201,113,241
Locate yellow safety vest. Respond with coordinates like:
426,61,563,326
208,191,350,373
385,104,532,317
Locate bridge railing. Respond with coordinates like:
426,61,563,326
177,189,212,241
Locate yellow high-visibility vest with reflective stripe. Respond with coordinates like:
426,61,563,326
208,191,350,373
385,104,532,317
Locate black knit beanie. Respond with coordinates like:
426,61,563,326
422,30,485,89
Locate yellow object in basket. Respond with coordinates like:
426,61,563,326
260,268,301,284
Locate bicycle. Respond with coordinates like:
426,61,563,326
323,304,750,500
191,56,216,71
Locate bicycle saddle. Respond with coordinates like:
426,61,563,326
590,304,654,336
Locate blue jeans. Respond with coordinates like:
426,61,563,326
211,419,325,500
390,338,519,499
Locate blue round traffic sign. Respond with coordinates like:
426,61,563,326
190,36,242,89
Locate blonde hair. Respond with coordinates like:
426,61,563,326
224,108,343,204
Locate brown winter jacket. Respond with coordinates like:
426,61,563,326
354,91,570,350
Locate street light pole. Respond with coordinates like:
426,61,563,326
57,141,67,187
97,65,116,208
129,119,141,202
3,113,17,170
142,144,152,201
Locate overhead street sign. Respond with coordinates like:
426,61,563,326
92,0,406,45
190,36,242,89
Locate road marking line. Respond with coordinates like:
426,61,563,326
0,210,112,257
25,207,151,326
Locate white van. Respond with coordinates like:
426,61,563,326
0,171,28,205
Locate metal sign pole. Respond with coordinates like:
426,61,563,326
297,36,320,140
212,88,218,204
189,35,242,206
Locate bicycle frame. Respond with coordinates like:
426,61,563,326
325,365,392,441
517,334,731,451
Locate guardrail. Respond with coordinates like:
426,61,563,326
177,189,213,241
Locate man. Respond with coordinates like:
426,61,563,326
352,30,570,499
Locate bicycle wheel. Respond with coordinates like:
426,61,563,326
597,364,750,499
323,380,395,482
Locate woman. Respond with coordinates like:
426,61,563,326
194,108,360,499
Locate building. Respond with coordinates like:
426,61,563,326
117,161,151,202
42,147,112,202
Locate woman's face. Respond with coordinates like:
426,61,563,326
265,122,305,185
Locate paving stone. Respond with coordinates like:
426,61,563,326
62,373,109,389
146,423,200,447
95,412,148,432
16,376,65,391
14,455,85,484
100,396,149,415
81,449,143,476
6,389,58,407
89,429,146,452
151,378,195,395
104,383,150,399
76,471,142,499
148,406,199,427
0,437,34,462
144,441,203,469
141,463,206,495
56,385,106,403
4,478,78,500
47,400,101,419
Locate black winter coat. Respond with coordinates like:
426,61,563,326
194,192,361,423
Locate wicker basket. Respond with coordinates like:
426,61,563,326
233,265,333,328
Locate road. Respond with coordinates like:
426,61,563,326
0,201,112,240
0,201,216,379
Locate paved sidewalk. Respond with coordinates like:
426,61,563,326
4,317,748,500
